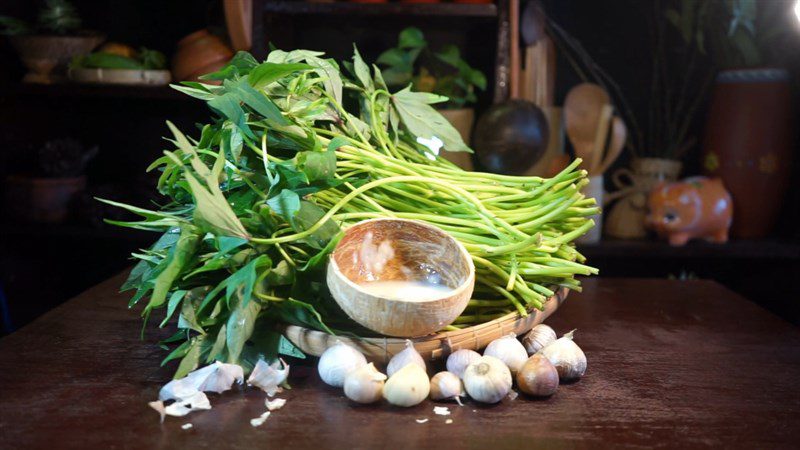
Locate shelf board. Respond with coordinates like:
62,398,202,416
262,1,497,18
577,238,800,260
3,82,191,102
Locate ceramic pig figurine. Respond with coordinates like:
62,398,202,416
646,177,733,246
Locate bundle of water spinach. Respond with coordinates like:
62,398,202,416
104,48,598,378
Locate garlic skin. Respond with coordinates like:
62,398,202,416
516,354,559,397
483,333,528,374
446,349,481,379
463,355,512,404
429,371,465,402
318,341,367,387
387,340,426,377
383,363,430,407
522,324,557,355
538,330,587,381
344,363,387,404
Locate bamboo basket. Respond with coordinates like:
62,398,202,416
281,287,568,363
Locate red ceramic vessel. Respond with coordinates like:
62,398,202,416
701,68,792,238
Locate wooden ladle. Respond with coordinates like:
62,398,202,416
594,116,628,175
564,83,610,166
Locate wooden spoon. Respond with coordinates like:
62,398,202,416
595,116,628,175
564,83,610,164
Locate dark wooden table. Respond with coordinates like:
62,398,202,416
2,275,799,449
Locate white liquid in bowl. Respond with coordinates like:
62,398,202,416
358,280,454,302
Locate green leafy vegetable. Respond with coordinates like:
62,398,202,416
104,46,597,378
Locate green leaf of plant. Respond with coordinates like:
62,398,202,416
327,136,350,152
146,227,201,314
248,62,312,89
267,189,301,222
296,150,336,182
200,254,272,314
399,27,427,49
352,46,374,91
292,201,340,249
226,293,261,363
160,289,188,327
207,324,227,363
178,295,205,334
391,86,470,152
173,336,209,379
226,78,288,126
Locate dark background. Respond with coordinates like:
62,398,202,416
0,0,798,334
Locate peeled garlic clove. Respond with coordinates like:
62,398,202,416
318,341,367,388
522,324,557,355
516,354,559,397
429,371,465,402
446,349,481,379
538,330,587,381
483,333,528,374
463,355,512,404
387,340,426,377
383,363,430,407
344,363,387,404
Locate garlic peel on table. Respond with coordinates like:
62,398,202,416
248,358,290,396
159,361,244,401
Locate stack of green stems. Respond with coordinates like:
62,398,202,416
246,129,599,330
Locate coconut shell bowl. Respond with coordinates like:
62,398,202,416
284,218,569,362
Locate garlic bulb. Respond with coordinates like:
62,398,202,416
386,340,426,377
383,363,430,407
538,330,587,381
483,333,528,374
429,371,465,402
516,354,559,397
344,363,387,404
318,341,367,387
463,355,512,404
446,349,481,379
522,324,557,355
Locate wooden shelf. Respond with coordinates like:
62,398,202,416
262,1,497,18
578,238,800,260
2,82,191,102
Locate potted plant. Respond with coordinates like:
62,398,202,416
0,0,104,83
4,138,98,223
699,0,794,238
548,2,713,239
377,27,486,169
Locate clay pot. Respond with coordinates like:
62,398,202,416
4,175,86,223
10,34,104,84
605,158,682,239
172,30,234,82
702,68,792,238
438,107,475,170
